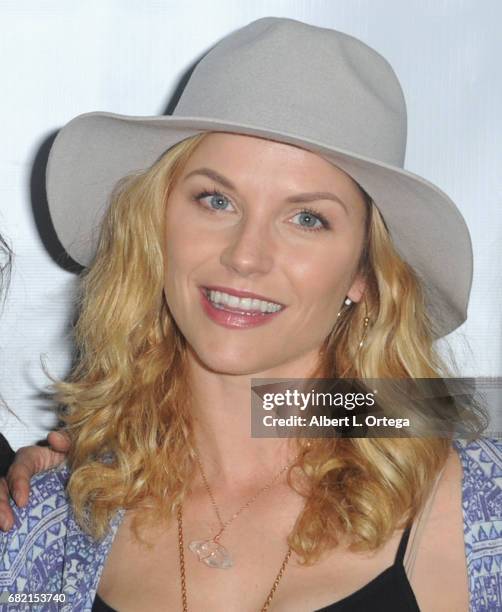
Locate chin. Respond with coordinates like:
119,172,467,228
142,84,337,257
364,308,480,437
190,342,278,376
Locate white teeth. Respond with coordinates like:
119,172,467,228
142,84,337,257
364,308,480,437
240,298,252,310
207,289,282,313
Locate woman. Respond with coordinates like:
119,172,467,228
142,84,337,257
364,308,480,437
0,17,500,612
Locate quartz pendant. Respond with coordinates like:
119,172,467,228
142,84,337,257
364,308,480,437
188,539,233,569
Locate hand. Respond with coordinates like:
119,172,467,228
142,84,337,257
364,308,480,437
0,431,70,531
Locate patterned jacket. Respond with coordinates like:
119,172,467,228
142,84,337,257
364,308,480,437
0,438,501,611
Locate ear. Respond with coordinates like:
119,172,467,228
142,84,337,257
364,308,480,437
346,273,366,303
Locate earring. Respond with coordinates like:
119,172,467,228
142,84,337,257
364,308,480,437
334,298,372,347
358,316,370,348
336,297,353,318
358,299,371,348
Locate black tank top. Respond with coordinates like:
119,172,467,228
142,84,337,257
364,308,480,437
92,527,419,611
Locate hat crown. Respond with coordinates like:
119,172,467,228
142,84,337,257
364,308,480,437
174,17,407,167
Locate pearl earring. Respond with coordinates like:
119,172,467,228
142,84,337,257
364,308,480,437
336,297,353,319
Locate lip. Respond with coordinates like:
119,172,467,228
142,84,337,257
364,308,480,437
201,285,285,306
199,287,285,329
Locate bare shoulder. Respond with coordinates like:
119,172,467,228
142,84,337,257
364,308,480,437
410,445,467,611
411,438,502,612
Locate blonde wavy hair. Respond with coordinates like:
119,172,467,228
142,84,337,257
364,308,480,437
56,132,481,563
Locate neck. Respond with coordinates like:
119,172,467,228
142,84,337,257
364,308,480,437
185,348,321,486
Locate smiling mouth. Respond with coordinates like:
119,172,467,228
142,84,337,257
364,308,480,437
202,287,285,315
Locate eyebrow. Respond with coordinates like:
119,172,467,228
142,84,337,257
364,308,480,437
183,167,348,214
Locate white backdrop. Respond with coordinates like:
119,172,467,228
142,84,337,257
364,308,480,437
1,0,501,449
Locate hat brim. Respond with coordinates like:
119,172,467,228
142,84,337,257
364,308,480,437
46,111,473,338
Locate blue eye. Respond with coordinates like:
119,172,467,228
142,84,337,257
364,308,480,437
194,190,233,212
291,208,330,231
192,190,330,232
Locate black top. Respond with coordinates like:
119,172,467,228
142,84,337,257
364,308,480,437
92,527,419,611
0,433,14,478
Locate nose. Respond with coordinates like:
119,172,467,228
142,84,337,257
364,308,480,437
220,216,274,277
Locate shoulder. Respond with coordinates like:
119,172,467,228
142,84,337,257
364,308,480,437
453,436,501,529
0,465,71,592
9,463,71,527
453,438,502,611
454,437,501,507
6,462,70,520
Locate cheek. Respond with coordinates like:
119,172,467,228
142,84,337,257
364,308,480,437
288,245,357,305
163,225,190,306
164,213,203,274
163,217,216,314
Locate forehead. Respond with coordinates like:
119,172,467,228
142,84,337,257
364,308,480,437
183,132,364,194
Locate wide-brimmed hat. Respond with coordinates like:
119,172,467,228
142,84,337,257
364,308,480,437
46,16,472,338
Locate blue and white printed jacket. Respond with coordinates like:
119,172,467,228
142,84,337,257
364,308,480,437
0,438,501,611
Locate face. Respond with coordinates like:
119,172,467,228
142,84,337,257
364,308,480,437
164,133,367,377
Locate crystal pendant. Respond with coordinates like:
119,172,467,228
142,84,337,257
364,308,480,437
188,539,233,569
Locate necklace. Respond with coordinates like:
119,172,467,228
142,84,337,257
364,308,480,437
177,505,292,611
188,449,296,569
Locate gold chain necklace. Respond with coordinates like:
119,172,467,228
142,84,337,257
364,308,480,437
187,449,297,569
177,505,292,612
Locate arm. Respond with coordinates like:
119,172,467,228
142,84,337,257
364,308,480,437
0,430,70,531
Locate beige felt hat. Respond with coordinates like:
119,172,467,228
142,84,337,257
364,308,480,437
46,16,473,338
